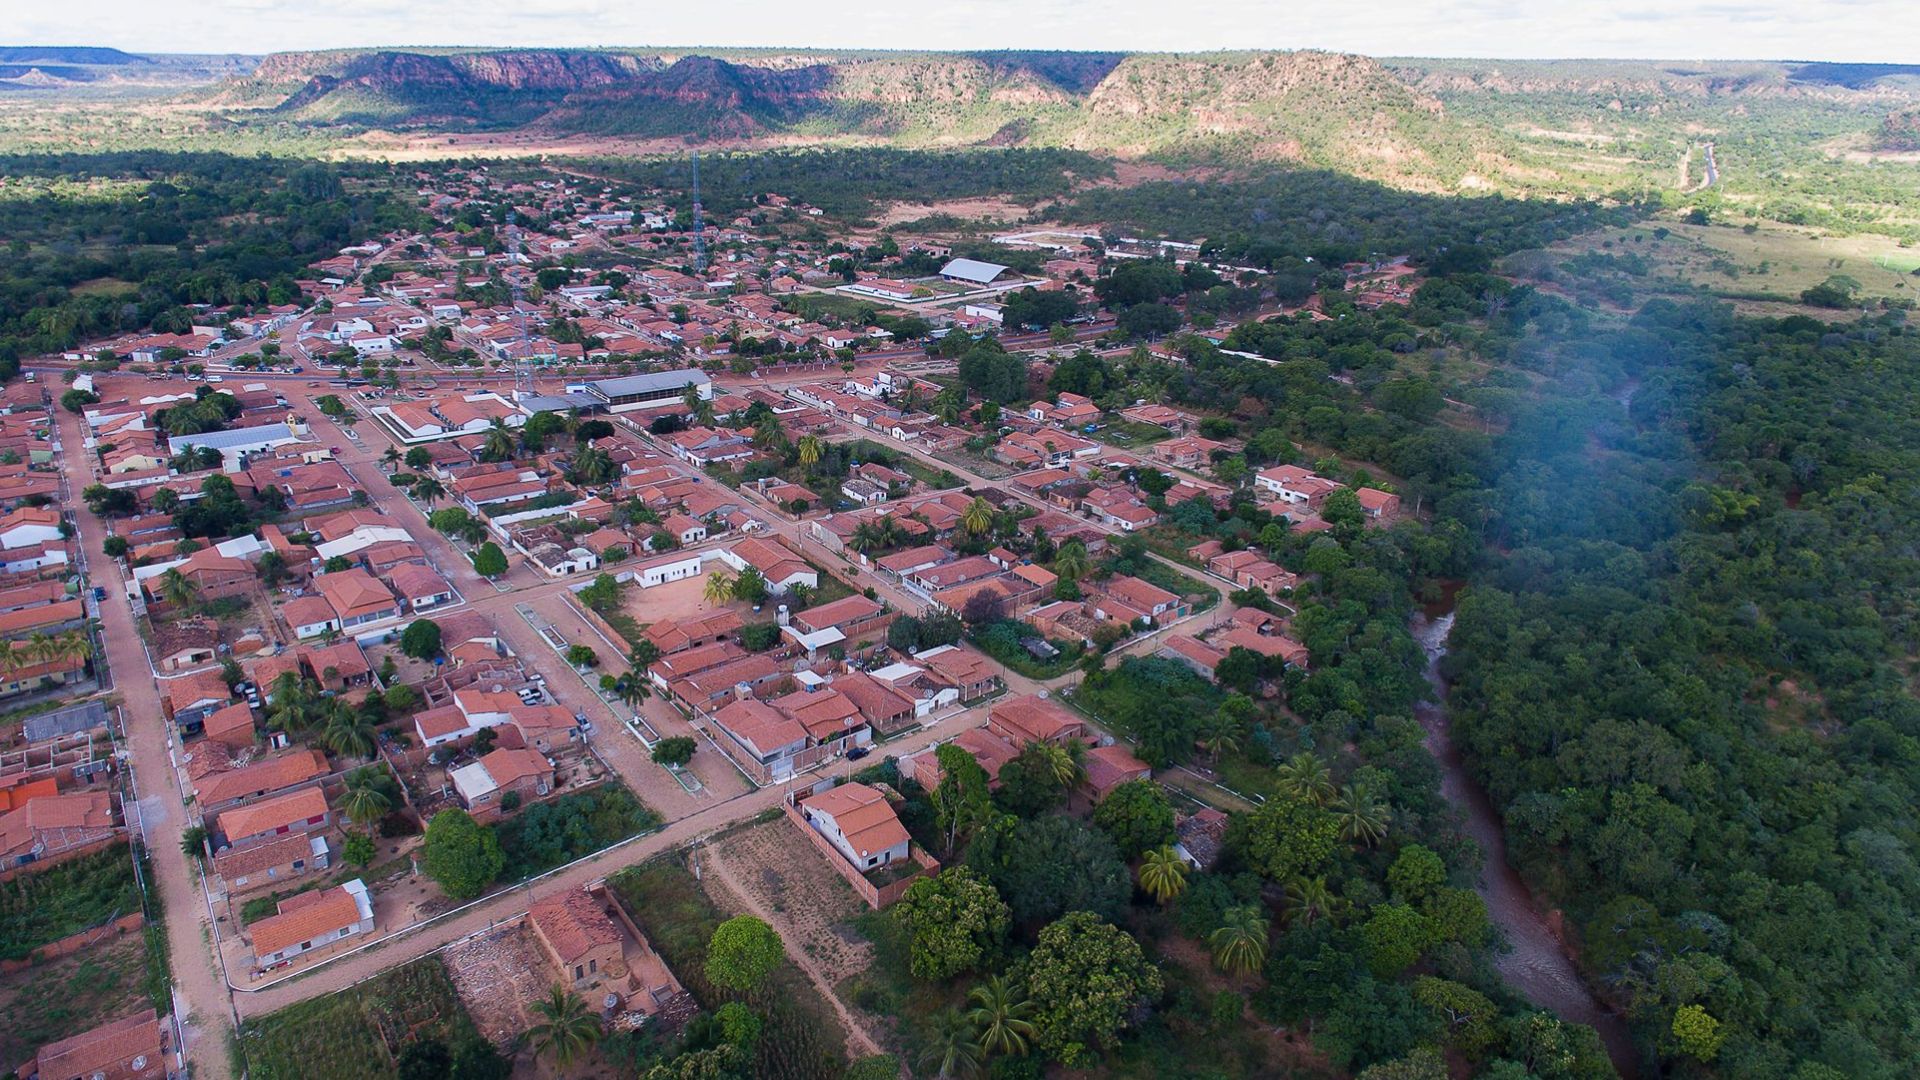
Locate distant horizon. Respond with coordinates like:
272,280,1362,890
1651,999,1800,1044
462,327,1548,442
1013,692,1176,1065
10,42,1920,68
12,0,1920,65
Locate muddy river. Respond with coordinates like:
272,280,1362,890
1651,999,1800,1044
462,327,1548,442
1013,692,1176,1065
1413,610,1639,1077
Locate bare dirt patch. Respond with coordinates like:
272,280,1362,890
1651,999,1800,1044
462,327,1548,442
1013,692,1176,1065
705,822,872,985
874,196,1034,227
443,922,556,1047
696,822,882,1057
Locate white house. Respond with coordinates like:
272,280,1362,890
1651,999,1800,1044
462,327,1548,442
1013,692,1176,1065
797,782,911,870
625,550,704,588
1254,465,1345,506
0,508,65,550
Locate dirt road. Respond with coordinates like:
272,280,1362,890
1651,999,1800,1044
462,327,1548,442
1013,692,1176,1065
231,706,982,1017
51,406,237,1080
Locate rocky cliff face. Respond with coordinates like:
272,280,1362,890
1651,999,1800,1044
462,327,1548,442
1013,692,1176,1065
246,46,1448,153
1880,108,1920,152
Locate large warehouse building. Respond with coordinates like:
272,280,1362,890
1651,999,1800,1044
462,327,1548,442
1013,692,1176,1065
581,369,714,414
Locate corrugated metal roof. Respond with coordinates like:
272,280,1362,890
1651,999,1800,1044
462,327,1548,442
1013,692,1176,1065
168,423,296,454
940,258,1010,284
586,368,712,398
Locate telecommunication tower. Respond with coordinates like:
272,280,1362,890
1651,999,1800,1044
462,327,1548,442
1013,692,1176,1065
691,151,707,278
506,209,536,400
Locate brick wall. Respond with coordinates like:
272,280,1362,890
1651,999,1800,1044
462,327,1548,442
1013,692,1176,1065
0,911,143,972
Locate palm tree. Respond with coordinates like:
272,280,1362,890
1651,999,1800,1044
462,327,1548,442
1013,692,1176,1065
752,416,786,452
850,520,887,554
1334,782,1390,847
1276,751,1335,806
1052,541,1090,583
1197,712,1242,765
47,631,90,670
918,1008,983,1079
267,673,314,733
1032,741,1083,789
527,985,601,1069
568,445,614,486
322,704,376,758
962,497,994,537
339,770,392,829
381,446,401,472
1283,875,1343,928
412,475,446,508
703,570,736,606
1210,905,1269,975
1138,845,1189,905
480,417,517,462
796,434,822,470
22,632,55,669
614,672,650,710
155,568,199,610
967,976,1035,1059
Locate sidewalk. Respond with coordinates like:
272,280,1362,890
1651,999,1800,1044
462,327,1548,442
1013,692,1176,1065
51,407,237,1080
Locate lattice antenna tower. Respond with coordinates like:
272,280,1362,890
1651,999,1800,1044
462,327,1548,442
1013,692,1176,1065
691,151,707,278
507,208,536,399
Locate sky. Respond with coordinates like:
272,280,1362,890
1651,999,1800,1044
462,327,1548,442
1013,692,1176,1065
13,0,1920,62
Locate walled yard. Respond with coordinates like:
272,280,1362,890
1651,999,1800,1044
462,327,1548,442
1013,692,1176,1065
0,930,155,1072
442,922,553,1048
696,820,888,1059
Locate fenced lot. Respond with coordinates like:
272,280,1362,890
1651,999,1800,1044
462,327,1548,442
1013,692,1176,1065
237,957,489,1080
0,843,140,960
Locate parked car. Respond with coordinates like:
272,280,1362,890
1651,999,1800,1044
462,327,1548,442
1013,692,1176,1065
847,746,872,760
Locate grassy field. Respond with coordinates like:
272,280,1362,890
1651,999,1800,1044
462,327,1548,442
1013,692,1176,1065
236,958,487,1080
0,844,141,960
1518,220,1920,310
785,292,890,322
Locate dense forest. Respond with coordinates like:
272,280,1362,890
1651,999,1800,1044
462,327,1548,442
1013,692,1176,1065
1443,301,1920,1076
0,152,427,373
1052,170,1637,269
976,192,1920,1074
567,147,1110,222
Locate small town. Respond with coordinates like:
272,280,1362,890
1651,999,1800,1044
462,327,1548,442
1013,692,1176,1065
2,158,1418,1080
6,16,1910,1079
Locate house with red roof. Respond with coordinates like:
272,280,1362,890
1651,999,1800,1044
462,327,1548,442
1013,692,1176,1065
988,696,1085,748
795,782,909,871
248,879,373,969
21,1009,167,1080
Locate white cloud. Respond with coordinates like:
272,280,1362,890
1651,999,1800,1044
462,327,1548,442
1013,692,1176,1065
12,0,1919,61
